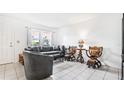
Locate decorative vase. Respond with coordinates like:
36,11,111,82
78,40,84,48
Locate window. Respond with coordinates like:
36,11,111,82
27,27,52,47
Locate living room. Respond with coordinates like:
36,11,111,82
1,0,124,93
0,13,123,80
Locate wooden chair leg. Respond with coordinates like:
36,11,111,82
96,59,102,67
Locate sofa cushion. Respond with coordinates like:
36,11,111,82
42,51,61,55
53,48,60,51
41,47,53,52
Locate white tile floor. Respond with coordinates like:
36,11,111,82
0,61,121,80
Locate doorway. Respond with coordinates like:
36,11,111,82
0,18,15,64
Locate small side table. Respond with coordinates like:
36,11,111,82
19,53,24,65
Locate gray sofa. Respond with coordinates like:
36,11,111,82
23,51,54,80
25,46,66,60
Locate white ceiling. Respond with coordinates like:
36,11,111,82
1,13,100,28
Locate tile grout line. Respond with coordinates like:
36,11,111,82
4,64,6,80
60,64,88,79
102,66,109,80
13,63,19,80
87,69,96,80
53,63,70,74
55,64,85,79
55,66,79,79
118,69,120,80
54,63,79,74
72,67,88,80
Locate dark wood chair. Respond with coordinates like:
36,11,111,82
86,46,103,69
65,47,77,61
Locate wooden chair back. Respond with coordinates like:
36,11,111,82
89,46,103,57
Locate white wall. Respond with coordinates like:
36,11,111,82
53,13,122,68
0,15,28,63
0,14,57,63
